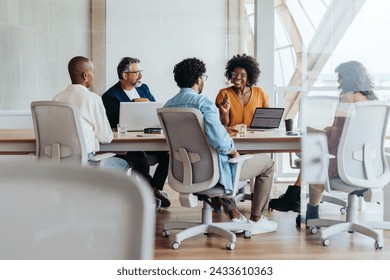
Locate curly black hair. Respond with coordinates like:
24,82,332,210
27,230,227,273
117,57,140,80
224,54,261,86
173,57,206,88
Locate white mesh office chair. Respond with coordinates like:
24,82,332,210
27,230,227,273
31,101,115,166
157,108,253,250
0,160,155,259
306,101,390,249
299,96,347,212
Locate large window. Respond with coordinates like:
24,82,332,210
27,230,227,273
243,0,390,107
241,0,390,178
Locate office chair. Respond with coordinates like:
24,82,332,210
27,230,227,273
31,101,163,212
31,101,115,166
157,108,253,250
299,96,347,212
0,160,155,259
306,101,390,249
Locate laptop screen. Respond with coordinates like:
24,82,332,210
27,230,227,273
249,107,284,129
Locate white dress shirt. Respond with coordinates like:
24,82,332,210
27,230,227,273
53,84,113,153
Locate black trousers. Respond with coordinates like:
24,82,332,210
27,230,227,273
118,151,169,191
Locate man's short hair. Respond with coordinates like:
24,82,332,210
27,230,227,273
173,57,206,88
117,57,140,80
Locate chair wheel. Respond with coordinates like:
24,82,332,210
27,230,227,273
161,229,170,237
375,241,383,250
310,226,318,234
244,230,252,239
226,241,235,250
172,242,180,250
321,238,330,246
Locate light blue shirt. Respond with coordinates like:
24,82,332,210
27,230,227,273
164,88,235,193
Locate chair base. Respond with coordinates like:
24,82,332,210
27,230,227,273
308,218,385,249
162,200,252,250
307,193,390,249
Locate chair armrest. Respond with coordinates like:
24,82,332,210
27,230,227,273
228,154,253,164
227,154,253,197
89,152,116,162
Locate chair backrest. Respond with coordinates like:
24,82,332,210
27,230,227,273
299,95,340,132
301,133,330,185
31,101,87,165
157,108,220,194
0,160,155,260
337,101,390,188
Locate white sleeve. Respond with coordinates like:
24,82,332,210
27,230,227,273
92,97,113,144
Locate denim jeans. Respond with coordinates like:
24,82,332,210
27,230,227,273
87,153,129,172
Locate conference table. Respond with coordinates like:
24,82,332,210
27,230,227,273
2,128,390,222
0,129,301,154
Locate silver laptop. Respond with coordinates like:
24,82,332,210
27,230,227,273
248,107,284,130
119,102,163,131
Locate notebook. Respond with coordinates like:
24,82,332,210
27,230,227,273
119,102,163,131
248,107,284,130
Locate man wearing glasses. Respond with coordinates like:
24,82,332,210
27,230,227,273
103,57,154,127
102,57,170,208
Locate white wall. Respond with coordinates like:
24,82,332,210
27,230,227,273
0,111,32,129
0,0,91,111
105,0,228,103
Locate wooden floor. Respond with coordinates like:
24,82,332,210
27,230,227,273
154,182,390,260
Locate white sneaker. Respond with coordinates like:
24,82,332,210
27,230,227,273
248,216,278,235
230,212,248,234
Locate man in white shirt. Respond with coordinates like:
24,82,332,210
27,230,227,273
53,56,128,171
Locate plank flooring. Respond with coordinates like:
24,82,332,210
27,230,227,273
154,182,390,260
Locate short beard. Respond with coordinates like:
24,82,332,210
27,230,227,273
135,80,143,88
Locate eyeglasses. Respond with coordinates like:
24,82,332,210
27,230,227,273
231,72,247,79
202,74,208,81
124,70,143,76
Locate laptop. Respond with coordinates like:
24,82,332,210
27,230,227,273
119,102,163,131
248,107,284,130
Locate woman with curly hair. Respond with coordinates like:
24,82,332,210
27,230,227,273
215,54,269,130
306,60,378,221
270,61,378,217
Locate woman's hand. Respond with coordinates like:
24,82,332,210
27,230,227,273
218,91,231,126
218,91,230,114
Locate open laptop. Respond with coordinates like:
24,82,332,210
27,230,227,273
119,102,163,131
248,107,284,131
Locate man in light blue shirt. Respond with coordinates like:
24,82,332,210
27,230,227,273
164,57,277,234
